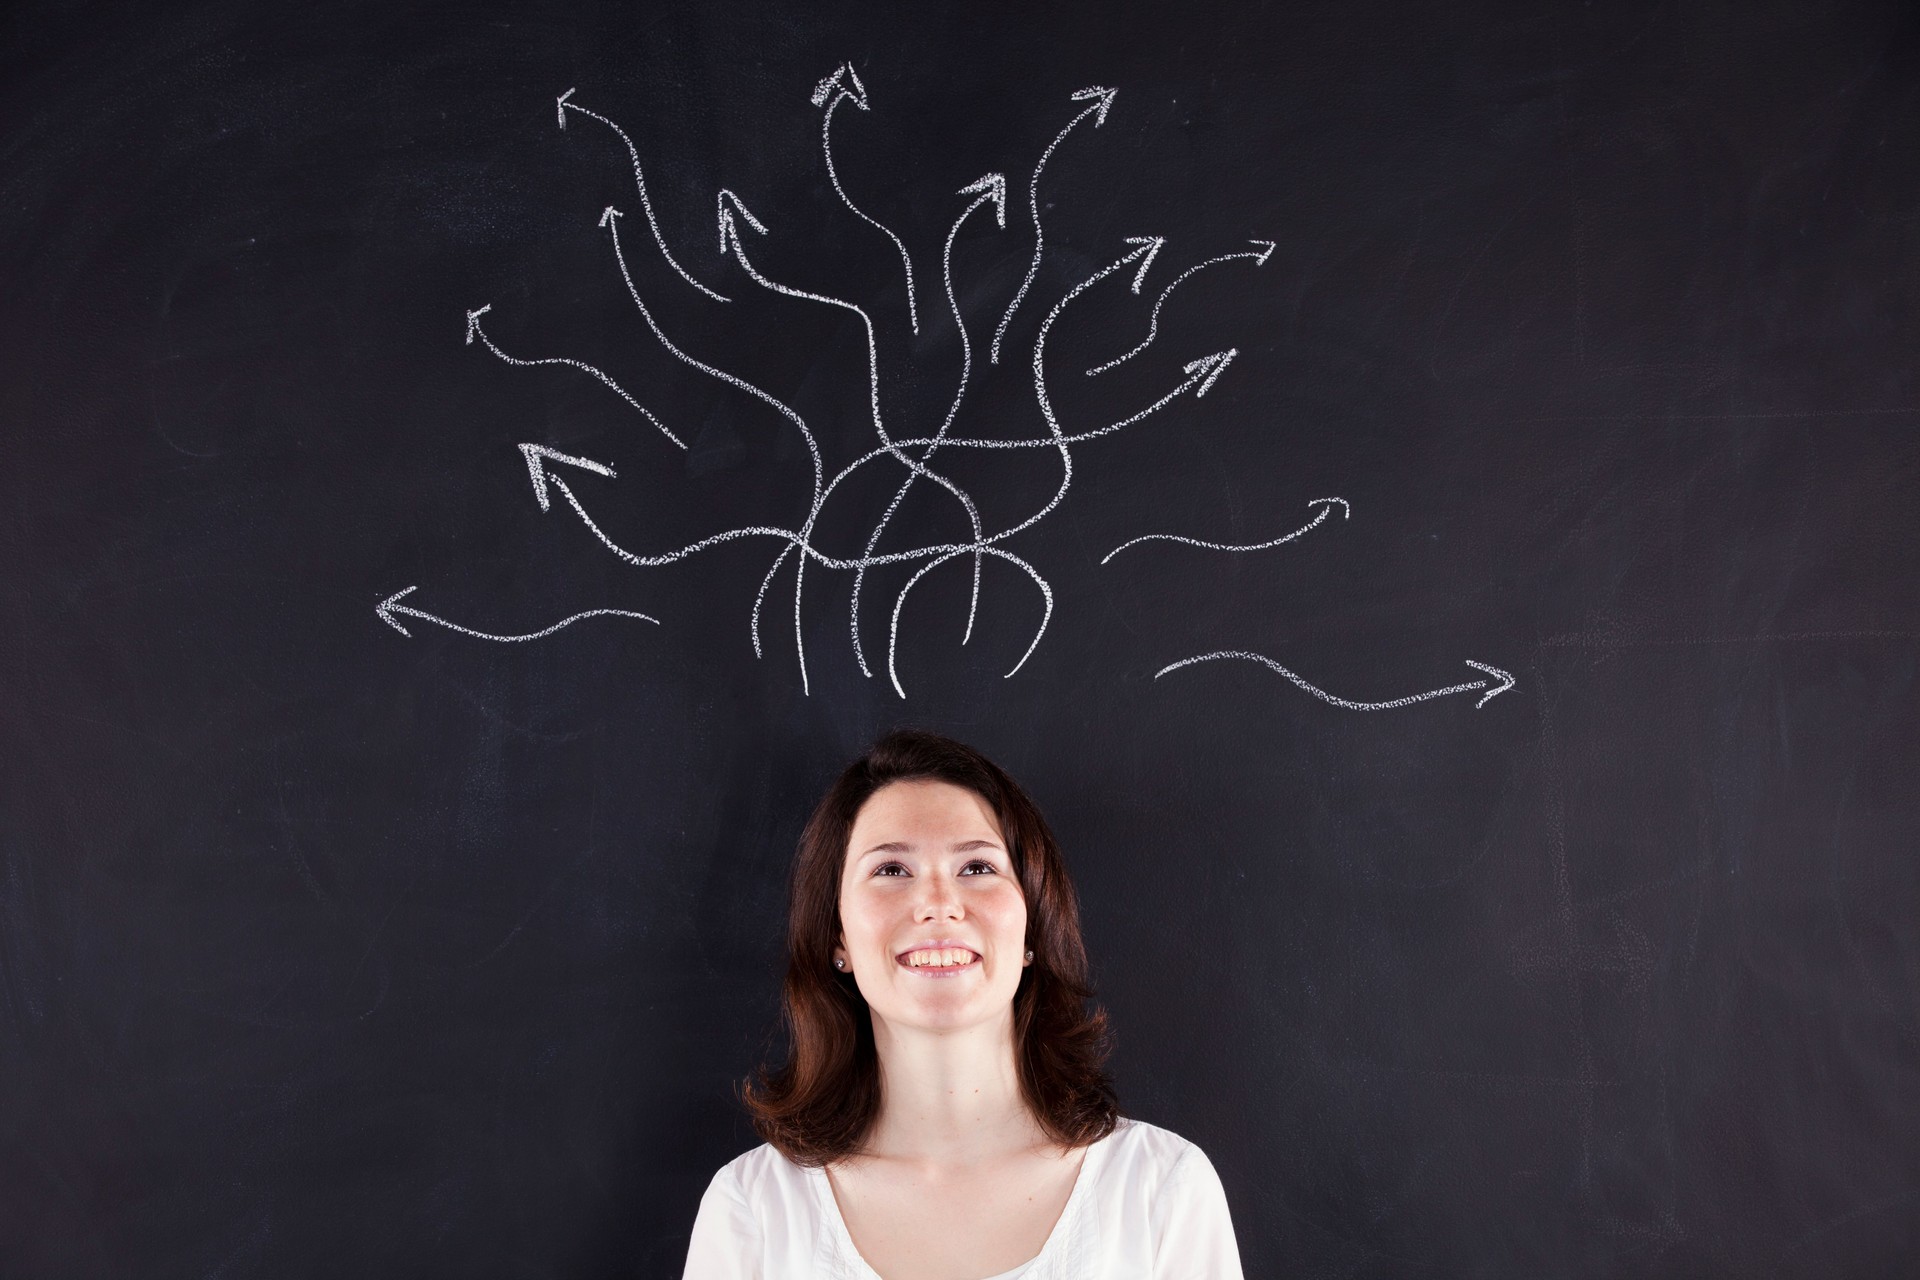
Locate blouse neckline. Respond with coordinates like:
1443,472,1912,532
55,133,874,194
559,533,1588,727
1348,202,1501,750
808,1124,1117,1280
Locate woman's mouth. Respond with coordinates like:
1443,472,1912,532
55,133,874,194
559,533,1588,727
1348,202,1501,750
896,947,979,976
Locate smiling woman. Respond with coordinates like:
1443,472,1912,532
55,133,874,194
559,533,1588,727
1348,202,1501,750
681,730,1244,1280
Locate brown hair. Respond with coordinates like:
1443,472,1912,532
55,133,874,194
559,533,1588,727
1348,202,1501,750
741,728,1119,1166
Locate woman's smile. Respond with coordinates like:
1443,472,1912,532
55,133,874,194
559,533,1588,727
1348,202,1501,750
897,946,981,975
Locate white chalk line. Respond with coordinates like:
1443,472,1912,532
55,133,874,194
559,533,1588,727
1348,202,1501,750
602,207,823,503
848,176,1006,676
989,86,1116,366
556,88,727,302
1087,241,1274,376
1103,496,1348,564
465,305,684,450
376,585,657,642
815,64,920,333
721,196,992,690
1155,650,1517,710
432,78,1512,704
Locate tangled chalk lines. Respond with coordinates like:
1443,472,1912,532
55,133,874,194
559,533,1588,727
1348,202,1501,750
379,69,1513,711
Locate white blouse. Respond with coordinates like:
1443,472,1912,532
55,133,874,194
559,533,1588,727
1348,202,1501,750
681,1116,1244,1279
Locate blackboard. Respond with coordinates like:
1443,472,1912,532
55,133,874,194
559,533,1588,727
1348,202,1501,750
4,1,1916,1276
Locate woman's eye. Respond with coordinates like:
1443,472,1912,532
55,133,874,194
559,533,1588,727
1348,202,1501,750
962,860,996,875
873,863,908,877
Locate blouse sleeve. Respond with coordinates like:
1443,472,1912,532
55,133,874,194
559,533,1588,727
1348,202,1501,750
681,1162,761,1280
1150,1144,1245,1280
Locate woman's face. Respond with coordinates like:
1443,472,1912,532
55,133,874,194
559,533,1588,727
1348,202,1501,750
833,779,1031,1036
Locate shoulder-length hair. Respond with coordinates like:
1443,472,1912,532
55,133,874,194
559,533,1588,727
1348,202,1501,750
741,728,1118,1166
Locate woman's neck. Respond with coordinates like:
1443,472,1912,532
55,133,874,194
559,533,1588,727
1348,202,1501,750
863,1009,1046,1166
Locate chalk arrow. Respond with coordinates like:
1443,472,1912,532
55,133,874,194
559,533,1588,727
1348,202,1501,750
1072,85,1118,125
957,172,1008,228
1156,651,1517,710
555,87,728,302
376,585,657,642
599,202,823,506
715,188,768,252
1033,237,1172,443
1089,239,1276,376
1122,236,1167,294
1103,496,1347,564
991,85,1119,364
809,62,868,110
812,62,919,332
464,304,684,450
519,443,615,513
1183,348,1238,397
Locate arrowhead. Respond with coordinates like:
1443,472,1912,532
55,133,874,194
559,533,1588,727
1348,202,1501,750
1249,239,1277,265
716,189,767,253
1464,660,1515,707
1122,235,1167,293
811,62,868,110
464,304,491,345
1182,348,1237,397
376,586,418,637
599,205,621,228
958,173,1008,228
556,87,576,128
520,443,616,513
1072,86,1118,126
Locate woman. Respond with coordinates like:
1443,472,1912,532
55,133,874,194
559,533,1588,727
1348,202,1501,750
682,729,1243,1279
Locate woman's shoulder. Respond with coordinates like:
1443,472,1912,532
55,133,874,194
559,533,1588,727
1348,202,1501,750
705,1141,812,1198
1091,1115,1216,1181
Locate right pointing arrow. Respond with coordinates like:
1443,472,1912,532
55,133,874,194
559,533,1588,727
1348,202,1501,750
1156,650,1517,710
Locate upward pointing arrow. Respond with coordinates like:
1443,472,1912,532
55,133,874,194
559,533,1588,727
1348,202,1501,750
715,189,768,252
1122,236,1167,293
716,189,771,258
958,173,1008,228
991,84,1121,364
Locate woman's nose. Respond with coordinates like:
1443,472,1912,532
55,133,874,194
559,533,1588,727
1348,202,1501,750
915,876,963,920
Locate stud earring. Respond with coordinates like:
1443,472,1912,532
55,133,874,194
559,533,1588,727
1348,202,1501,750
1024,950,1034,962
834,958,846,970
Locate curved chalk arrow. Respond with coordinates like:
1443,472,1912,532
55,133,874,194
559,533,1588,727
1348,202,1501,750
990,85,1117,365
813,63,920,333
1156,650,1517,710
1103,496,1346,564
1088,239,1275,376
602,204,823,503
376,585,657,641
556,87,728,302
466,304,684,450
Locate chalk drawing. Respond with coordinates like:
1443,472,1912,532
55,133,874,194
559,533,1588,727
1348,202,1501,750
1087,241,1276,377
1102,496,1348,564
990,86,1116,366
383,74,1514,710
377,586,658,641
1157,651,1516,710
813,63,920,333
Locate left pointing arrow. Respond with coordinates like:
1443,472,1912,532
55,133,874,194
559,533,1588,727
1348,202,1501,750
520,444,615,513
376,585,657,642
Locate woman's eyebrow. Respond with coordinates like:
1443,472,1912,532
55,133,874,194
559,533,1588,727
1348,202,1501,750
857,837,1004,859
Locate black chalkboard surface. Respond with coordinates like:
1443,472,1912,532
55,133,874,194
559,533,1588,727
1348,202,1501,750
4,1,1916,1276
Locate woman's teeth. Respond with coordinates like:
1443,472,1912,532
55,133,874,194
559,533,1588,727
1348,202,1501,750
901,948,976,968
